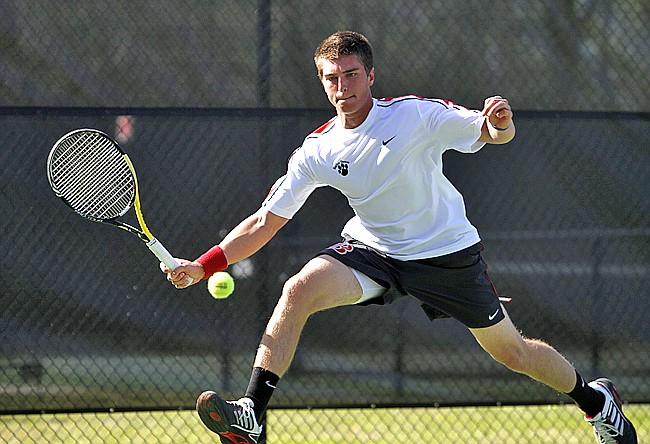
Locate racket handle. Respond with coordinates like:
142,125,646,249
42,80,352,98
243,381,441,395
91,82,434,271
147,238,195,284
147,238,179,269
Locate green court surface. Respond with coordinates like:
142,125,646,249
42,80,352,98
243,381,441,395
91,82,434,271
1,403,647,443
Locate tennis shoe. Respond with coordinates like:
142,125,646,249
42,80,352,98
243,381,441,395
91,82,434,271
585,378,637,443
196,391,262,444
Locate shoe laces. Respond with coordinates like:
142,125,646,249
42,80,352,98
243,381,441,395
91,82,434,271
587,380,628,442
231,398,261,434
587,415,619,444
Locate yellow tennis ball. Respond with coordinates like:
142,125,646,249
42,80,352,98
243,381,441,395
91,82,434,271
207,271,235,299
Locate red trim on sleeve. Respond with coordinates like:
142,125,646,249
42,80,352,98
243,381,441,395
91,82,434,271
311,117,336,134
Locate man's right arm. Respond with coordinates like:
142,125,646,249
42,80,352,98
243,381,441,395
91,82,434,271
219,207,289,265
163,207,288,288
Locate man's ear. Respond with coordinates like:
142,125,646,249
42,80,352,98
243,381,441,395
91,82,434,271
368,67,375,87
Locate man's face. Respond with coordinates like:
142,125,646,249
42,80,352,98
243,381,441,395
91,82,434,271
319,55,374,117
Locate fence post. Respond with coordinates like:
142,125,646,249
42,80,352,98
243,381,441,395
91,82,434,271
589,236,605,377
257,0,271,108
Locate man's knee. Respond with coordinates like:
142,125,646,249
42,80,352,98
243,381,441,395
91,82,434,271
279,256,361,316
280,273,305,304
278,272,324,317
472,315,535,373
488,337,552,374
488,342,529,372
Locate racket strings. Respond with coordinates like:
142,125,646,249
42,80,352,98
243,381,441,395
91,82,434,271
50,133,135,220
57,137,132,216
62,153,131,215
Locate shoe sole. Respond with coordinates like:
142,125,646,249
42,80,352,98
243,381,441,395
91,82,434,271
196,391,260,444
196,390,231,434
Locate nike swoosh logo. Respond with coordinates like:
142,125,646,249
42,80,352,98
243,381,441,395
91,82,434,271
382,135,396,146
488,309,500,321
265,381,277,389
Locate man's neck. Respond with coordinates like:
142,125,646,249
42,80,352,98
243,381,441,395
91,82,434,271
337,98,373,129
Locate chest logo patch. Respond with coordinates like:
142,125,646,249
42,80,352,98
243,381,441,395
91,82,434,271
333,160,350,176
382,135,396,146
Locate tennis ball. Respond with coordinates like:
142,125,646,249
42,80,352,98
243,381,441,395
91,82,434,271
207,271,235,299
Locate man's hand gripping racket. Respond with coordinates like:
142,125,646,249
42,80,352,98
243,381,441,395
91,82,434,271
47,128,193,286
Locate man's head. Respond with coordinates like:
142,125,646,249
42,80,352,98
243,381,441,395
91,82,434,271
314,31,375,128
314,31,373,78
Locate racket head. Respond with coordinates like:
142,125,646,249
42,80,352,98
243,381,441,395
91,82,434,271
47,129,136,222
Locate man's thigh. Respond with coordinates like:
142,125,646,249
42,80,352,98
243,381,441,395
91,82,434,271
289,255,363,311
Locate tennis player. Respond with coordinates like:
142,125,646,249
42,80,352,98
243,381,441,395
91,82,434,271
164,31,637,444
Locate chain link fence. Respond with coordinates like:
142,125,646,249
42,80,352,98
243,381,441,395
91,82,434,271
1,0,649,442
2,0,649,111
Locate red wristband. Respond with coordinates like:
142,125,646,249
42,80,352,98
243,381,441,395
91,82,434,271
195,245,228,279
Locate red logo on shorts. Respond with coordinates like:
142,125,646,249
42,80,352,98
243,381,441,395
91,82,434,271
332,243,354,254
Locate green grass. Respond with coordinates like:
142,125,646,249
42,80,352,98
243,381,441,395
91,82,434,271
0,404,648,443
269,404,650,443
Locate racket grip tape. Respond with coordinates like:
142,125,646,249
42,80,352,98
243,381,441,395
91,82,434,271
147,238,194,284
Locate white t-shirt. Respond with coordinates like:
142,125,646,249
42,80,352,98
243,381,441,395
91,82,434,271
263,96,487,260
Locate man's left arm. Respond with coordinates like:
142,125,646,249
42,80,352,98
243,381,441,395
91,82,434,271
479,96,515,144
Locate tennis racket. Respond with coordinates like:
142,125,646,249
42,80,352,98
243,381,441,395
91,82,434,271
47,128,190,281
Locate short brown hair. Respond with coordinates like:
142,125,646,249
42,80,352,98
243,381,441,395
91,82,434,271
314,31,373,77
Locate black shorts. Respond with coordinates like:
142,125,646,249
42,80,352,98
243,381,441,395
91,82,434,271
319,240,506,329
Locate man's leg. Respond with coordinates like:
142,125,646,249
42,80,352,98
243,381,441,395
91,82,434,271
197,255,362,443
469,309,577,393
470,309,637,443
253,254,363,376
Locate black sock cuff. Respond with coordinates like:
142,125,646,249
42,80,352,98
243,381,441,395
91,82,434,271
567,371,605,417
245,367,280,417
248,367,280,388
